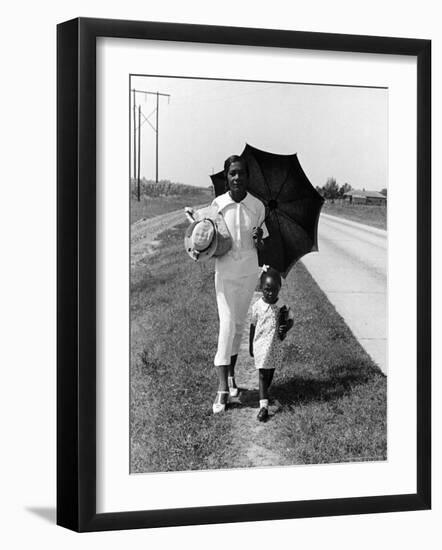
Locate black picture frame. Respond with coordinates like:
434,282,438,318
57,17,431,532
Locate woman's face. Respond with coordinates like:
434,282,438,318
226,160,248,198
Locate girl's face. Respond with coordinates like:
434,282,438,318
261,276,280,304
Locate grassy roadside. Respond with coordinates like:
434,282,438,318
130,223,236,473
130,222,387,472
131,189,212,224
322,201,387,230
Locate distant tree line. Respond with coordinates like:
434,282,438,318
316,178,352,200
131,178,207,198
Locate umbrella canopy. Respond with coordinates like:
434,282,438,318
210,144,324,278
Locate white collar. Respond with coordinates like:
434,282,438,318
215,191,256,212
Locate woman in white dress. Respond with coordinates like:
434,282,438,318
211,156,269,413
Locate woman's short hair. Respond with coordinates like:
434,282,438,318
223,155,249,180
260,266,282,288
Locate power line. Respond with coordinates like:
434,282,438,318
133,89,171,101
131,89,171,185
137,105,141,201
140,111,156,133
134,110,156,132
132,88,136,187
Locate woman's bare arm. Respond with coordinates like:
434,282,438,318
252,226,264,250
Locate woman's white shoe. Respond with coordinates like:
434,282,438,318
212,390,229,414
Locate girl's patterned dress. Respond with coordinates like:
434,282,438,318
250,297,293,370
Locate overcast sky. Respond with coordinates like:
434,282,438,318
130,75,387,191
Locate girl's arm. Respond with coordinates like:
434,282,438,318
249,323,256,357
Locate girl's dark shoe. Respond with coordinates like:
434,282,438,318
257,407,269,422
228,376,240,398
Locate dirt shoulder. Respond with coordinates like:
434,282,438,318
131,204,209,267
131,209,186,267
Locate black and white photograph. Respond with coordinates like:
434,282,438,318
129,74,388,474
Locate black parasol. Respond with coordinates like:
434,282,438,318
210,144,324,278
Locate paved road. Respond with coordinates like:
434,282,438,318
302,214,387,375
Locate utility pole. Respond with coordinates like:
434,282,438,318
137,105,141,201
156,92,159,183
132,89,136,190
132,89,170,184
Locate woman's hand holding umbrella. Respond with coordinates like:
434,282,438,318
252,226,264,250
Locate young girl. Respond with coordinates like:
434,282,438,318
249,266,294,422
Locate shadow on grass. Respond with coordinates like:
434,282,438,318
275,361,381,406
228,389,260,410
232,361,382,412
